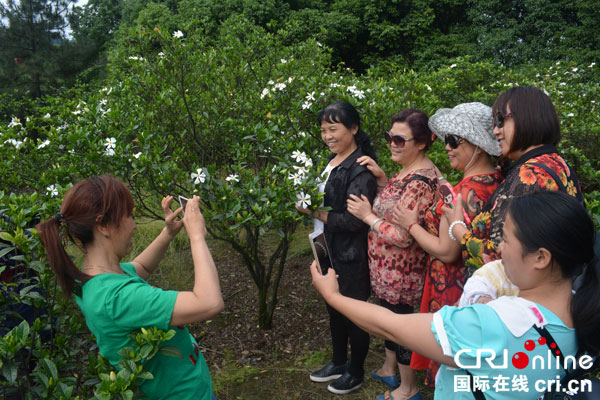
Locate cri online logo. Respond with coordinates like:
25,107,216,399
454,335,594,370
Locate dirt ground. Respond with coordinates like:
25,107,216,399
189,245,435,400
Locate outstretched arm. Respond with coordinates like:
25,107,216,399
132,196,184,280
310,261,457,367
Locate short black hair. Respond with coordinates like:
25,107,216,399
493,86,560,155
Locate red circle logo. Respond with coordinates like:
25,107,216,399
512,352,529,369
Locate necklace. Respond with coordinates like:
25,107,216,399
81,264,124,275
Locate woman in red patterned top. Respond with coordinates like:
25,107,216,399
445,86,584,271
392,102,503,386
347,109,439,400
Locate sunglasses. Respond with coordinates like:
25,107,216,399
384,131,415,147
494,112,513,128
444,134,465,149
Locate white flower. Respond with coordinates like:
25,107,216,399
172,30,184,38
296,192,311,208
293,165,308,177
305,92,315,101
7,117,21,128
46,185,58,197
37,139,50,149
589,62,596,68
99,99,108,106
133,152,142,159
268,80,274,85
105,138,116,149
449,63,457,68
4,139,24,149
280,59,287,64
572,67,578,72
43,113,51,119
71,109,81,115
316,41,322,47
567,113,574,117
191,168,206,184
353,89,365,99
105,148,115,156
288,173,303,186
158,52,165,58
292,150,307,163
330,83,340,88
425,84,432,91
274,83,286,91
347,85,357,92
298,131,306,137
287,77,293,83
128,56,144,61
304,158,313,168
302,101,312,110
260,88,270,99
226,174,239,183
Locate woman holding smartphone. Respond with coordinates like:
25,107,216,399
313,190,600,400
296,101,377,395
37,175,223,400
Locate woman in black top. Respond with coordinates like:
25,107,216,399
296,101,377,394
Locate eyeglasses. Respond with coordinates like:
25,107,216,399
384,131,415,147
494,112,513,128
444,134,465,149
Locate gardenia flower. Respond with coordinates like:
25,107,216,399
304,158,313,168
133,152,142,159
280,59,287,64
302,101,311,110
292,150,307,163
128,56,144,61
305,92,315,101
37,139,50,149
296,192,311,208
47,185,58,197
43,113,51,119
260,88,270,99
226,174,239,183
172,30,184,38
191,168,206,184
288,173,303,186
105,138,116,149
274,83,286,91
7,117,21,128
4,139,24,149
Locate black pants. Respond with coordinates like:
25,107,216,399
378,298,414,365
326,302,370,378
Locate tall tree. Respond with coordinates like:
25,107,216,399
0,0,75,98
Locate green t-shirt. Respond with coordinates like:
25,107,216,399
75,263,213,399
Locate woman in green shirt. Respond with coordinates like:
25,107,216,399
37,175,223,399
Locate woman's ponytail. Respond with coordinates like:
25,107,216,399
355,129,378,162
37,215,90,297
36,175,134,297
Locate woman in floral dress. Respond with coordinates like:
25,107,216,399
393,102,503,386
347,108,439,400
445,86,584,270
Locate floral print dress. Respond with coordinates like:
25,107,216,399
368,167,437,307
410,171,502,385
462,145,583,270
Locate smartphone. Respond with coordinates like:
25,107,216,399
437,184,471,225
309,231,333,275
178,195,189,215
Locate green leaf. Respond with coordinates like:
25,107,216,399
158,346,183,358
42,358,59,379
0,246,15,258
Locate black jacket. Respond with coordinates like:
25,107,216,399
323,148,377,300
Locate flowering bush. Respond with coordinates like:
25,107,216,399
1,24,599,333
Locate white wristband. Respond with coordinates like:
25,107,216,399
448,220,468,241
370,217,384,231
